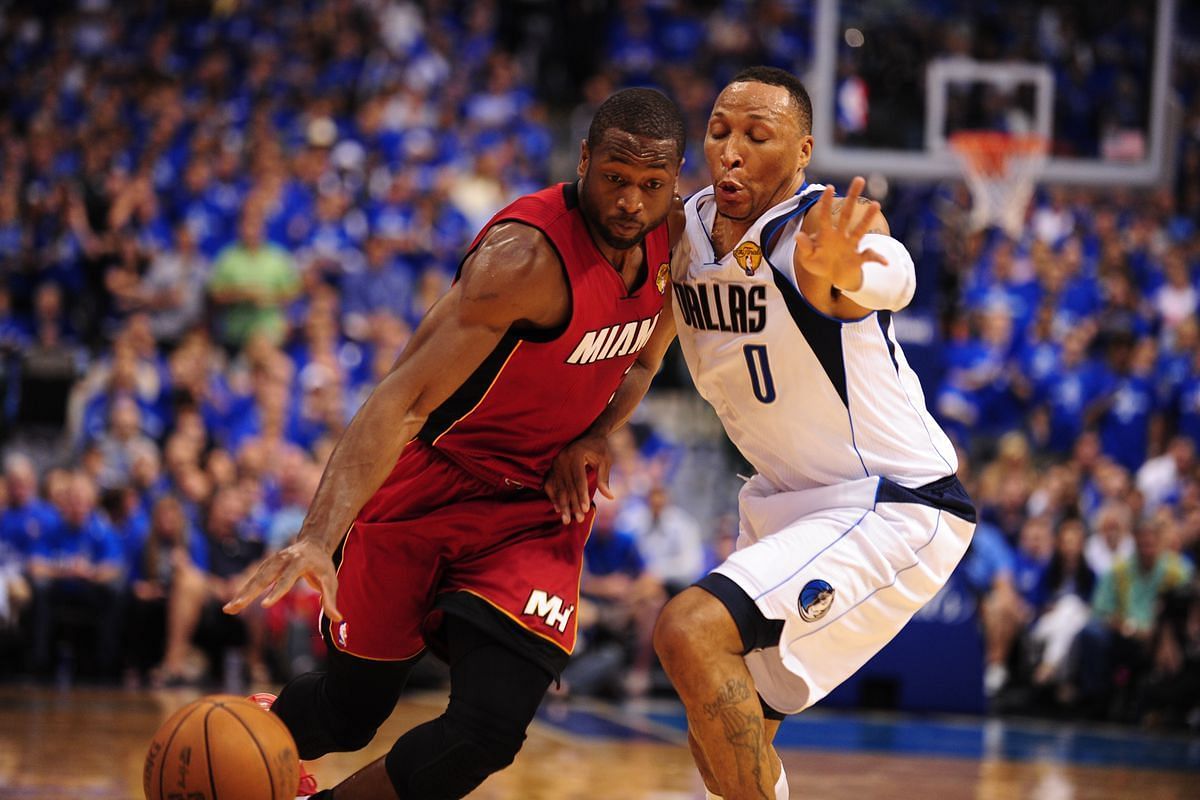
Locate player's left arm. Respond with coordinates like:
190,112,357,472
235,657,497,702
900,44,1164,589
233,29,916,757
793,176,915,319
545,296,678,524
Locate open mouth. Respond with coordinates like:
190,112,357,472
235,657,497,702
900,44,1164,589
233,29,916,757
717,179,745,200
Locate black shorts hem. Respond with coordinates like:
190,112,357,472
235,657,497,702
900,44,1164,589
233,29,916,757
694,572,784,654
759,695,787,721
433,591,569,681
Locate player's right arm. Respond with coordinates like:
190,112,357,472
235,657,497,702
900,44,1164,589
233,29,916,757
545,291,678,524
224,223,568,622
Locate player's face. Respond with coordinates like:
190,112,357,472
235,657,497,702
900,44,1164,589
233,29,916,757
578,131,680,249
705,82,813,222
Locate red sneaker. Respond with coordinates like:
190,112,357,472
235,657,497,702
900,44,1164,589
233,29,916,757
248,693,319,796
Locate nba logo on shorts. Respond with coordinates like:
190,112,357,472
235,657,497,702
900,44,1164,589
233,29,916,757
798,579,835,622
336,620,349,647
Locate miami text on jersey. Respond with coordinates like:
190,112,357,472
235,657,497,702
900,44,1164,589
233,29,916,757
565,312,661,365
673,281,767,333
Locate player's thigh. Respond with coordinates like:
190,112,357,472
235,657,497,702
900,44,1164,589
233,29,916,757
721,503,966,625
726,503,972,713
440,494,593,656
442,615,553,739
330,518,441,661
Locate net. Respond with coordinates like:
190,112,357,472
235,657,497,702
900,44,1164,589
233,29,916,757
948,132,1049,238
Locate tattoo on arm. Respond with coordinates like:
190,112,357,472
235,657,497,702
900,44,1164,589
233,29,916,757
702,679,771,800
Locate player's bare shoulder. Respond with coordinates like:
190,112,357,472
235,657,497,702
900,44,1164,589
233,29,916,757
458,221,571,331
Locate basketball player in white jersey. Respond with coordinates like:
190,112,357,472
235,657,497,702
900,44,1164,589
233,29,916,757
545,66,976,800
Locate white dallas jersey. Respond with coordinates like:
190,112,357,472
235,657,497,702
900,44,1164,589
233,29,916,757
671,185,958,492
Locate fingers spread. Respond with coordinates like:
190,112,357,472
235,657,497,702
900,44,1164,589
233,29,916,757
223,562,279,614
261,564,301,608
817,184,835,227
841,176,866,218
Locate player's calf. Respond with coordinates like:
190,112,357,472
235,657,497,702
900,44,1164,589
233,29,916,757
655,588,778,800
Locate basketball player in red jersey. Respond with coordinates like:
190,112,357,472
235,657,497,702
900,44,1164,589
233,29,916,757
222,88,685,799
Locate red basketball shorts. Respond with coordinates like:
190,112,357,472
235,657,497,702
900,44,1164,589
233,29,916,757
326,440,594,662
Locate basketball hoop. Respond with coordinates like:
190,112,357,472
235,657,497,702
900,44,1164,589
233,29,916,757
948,131,1048,239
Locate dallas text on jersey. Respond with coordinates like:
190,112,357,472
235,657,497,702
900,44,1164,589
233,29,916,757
673,281,768,333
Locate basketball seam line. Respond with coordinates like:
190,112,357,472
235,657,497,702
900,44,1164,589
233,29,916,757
224,703,281,800
204,705,219,800
157,702,205,800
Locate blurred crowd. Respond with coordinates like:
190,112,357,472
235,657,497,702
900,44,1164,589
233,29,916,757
924,181,1200,726
0,0,1199,731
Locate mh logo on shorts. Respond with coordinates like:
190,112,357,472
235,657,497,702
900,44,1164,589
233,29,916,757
523,589,574,633
798,579,835,622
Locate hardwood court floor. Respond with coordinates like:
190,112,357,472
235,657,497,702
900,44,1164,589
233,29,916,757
0,686,1195,799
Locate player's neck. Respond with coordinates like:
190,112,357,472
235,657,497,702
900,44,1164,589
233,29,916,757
711,175,807,257
711,214,754,258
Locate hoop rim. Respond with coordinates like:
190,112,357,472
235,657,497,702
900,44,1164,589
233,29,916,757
949,131,1048,178
947,130,1049,156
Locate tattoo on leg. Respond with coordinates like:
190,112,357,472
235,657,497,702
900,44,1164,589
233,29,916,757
700,678,770,800
703,679,752,719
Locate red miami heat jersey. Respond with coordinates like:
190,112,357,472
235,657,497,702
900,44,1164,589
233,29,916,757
415,182,670,489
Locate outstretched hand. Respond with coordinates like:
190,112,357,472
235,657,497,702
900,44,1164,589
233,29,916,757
223,538,342,623
794,176,884,290
545,433,614,524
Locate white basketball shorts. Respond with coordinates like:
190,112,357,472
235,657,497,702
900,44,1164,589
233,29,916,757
699,473,976,715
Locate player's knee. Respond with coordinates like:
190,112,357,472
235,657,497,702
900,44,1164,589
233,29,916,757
654,588,730,667
385,710,527,799
444,692,528,770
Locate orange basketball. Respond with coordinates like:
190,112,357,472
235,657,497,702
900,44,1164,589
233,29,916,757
143,695,300,800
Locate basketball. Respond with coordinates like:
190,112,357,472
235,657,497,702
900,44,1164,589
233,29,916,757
143,695,299,800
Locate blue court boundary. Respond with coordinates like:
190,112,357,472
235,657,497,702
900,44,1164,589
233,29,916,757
536,702,1200,773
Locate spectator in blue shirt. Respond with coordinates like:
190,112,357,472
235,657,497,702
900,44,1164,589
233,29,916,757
340,234,415,342
1013,516,1055,611
1,453,60,560
1033,325,1108,456
28,473,123,679
1172,346,1200,448
1096,336,1162,473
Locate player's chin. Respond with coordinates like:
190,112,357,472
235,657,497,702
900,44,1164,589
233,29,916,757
600,223,646,249
713,195,753,220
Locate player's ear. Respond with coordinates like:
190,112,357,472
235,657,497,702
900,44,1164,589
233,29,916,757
577,140,590,179
796,135,814,171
